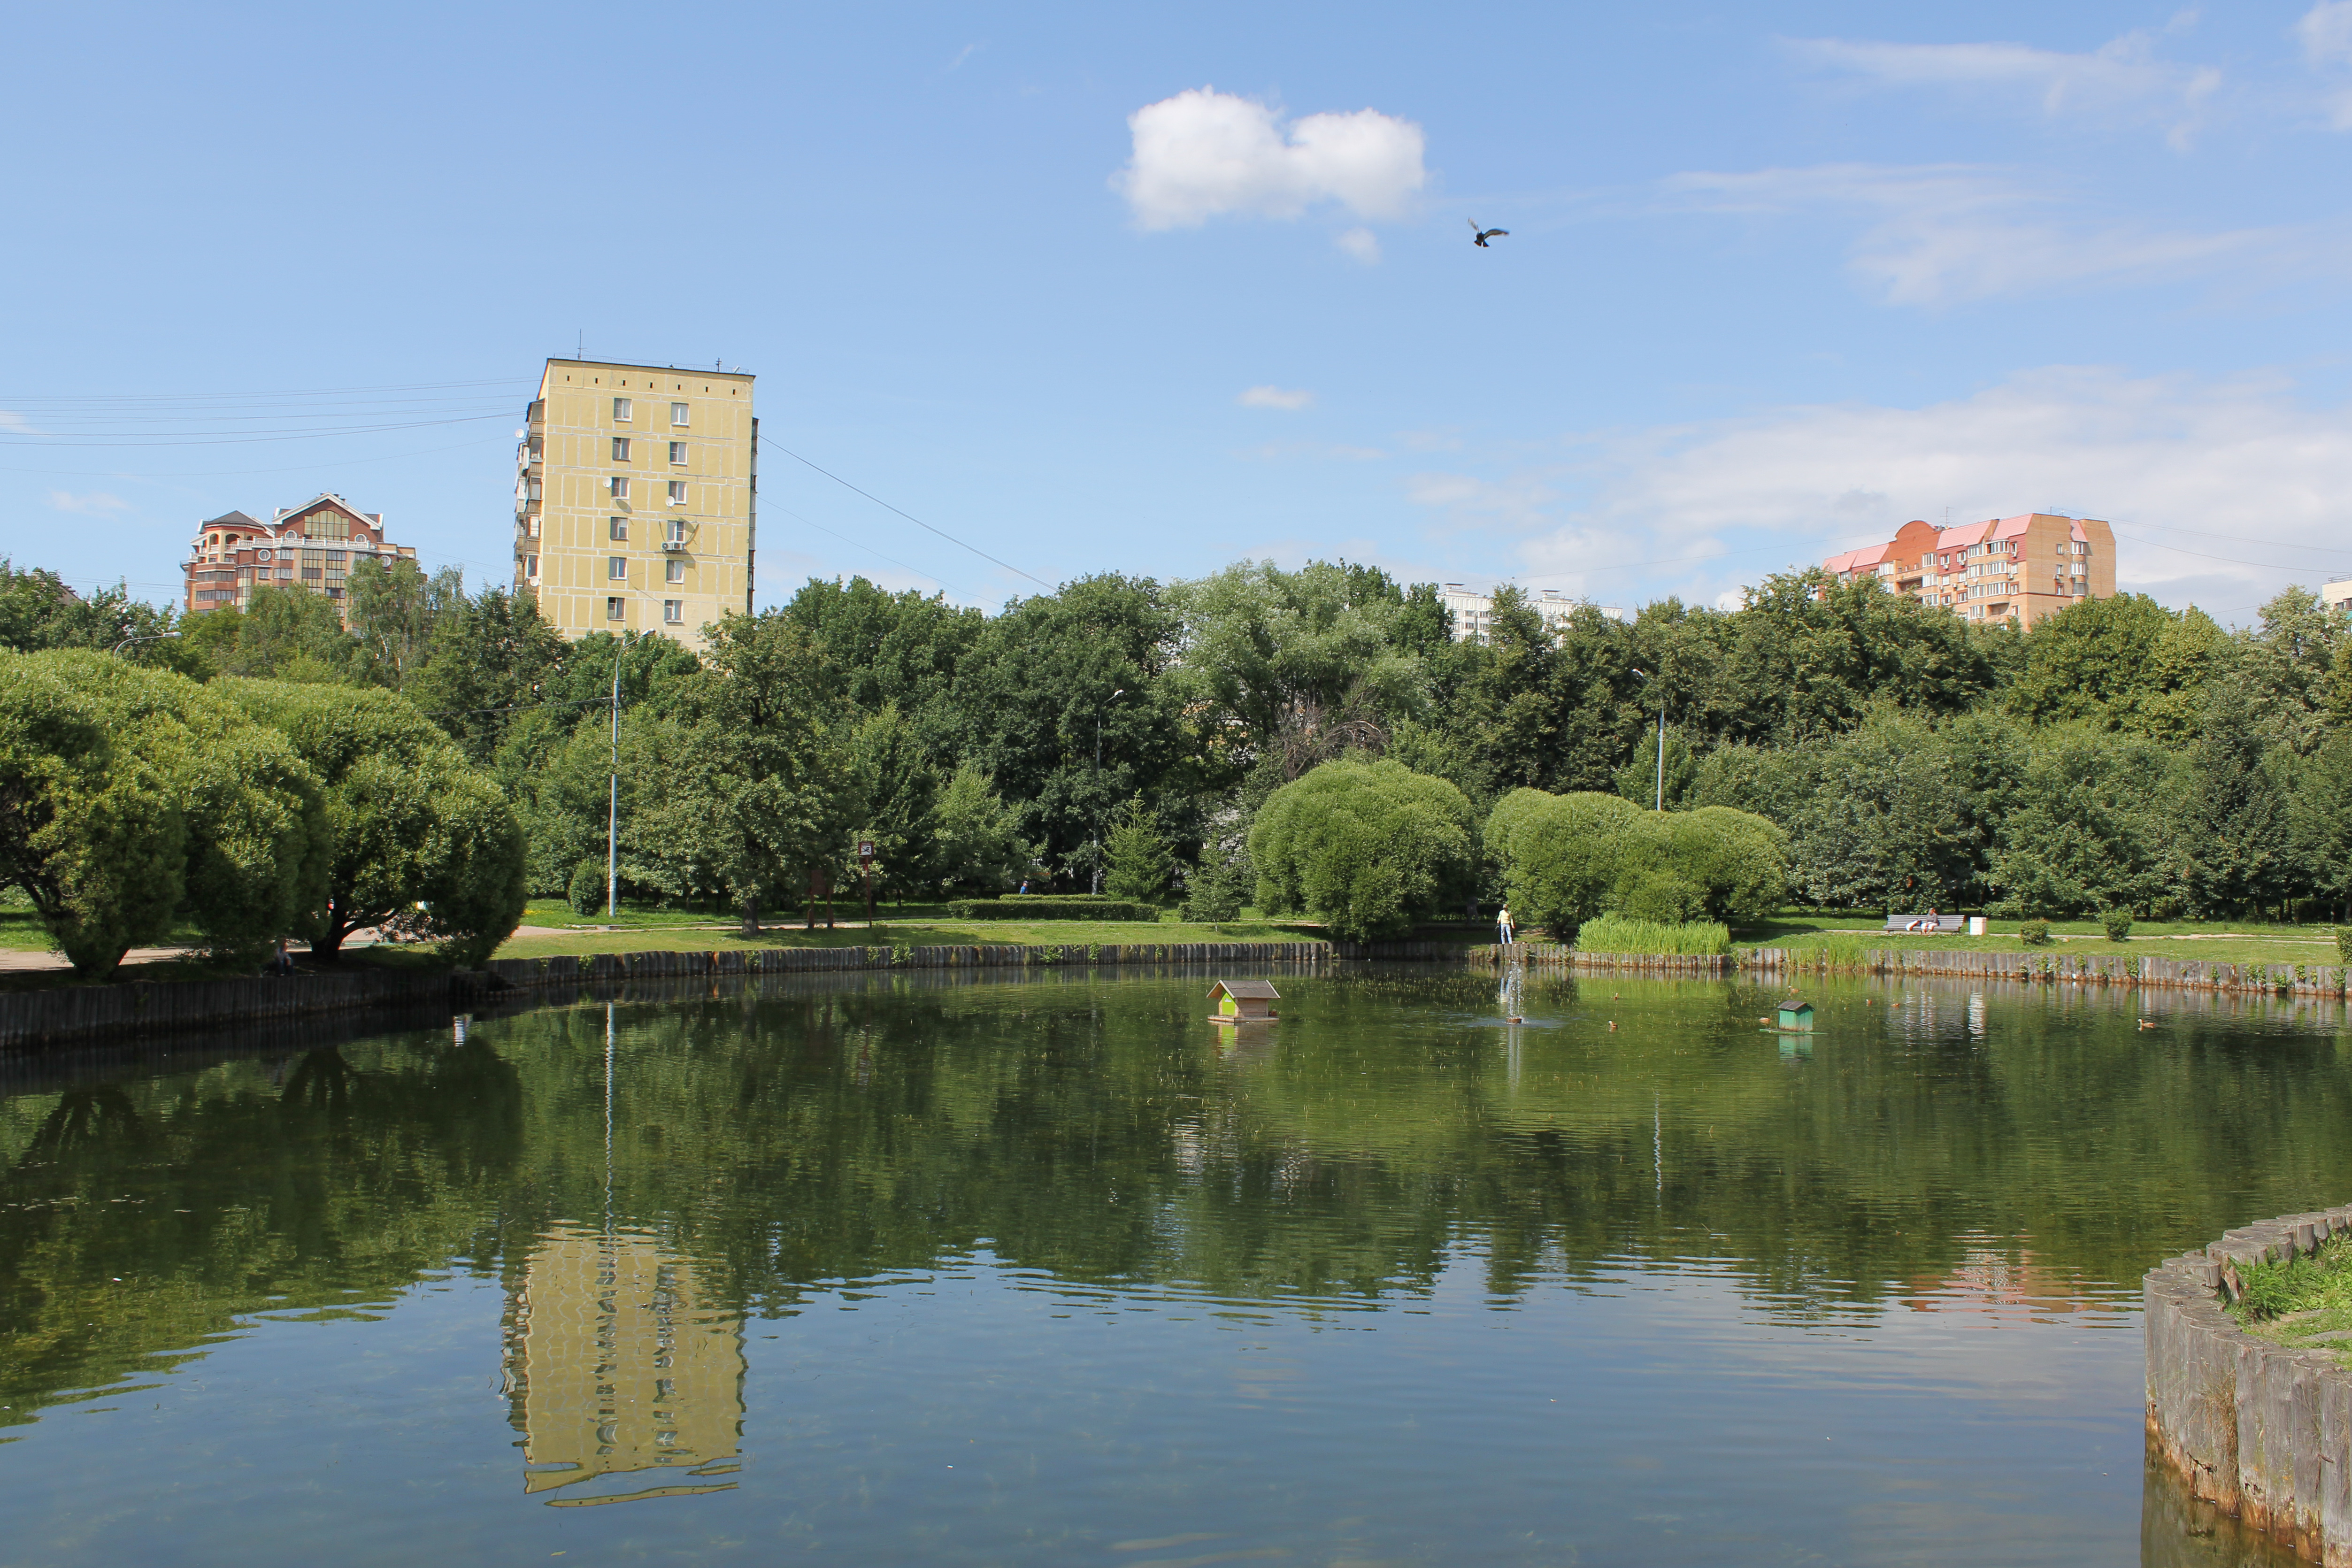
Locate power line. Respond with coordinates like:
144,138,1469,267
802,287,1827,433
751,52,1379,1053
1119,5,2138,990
2106,525,2346,576
0,432,510,478
766,500,969,598
759,434,1052,591
0,413,510,449
2105,517,2352,560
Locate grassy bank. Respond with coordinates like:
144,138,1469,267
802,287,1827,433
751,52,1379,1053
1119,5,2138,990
2236,1233,2352,1365
1737,912,2341,968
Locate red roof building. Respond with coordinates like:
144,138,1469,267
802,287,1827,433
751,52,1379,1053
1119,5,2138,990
182,494,417,622
1823,514,2116,630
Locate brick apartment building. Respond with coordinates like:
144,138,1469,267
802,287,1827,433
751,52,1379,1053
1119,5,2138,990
1822,513,2116,630
182,493,416,620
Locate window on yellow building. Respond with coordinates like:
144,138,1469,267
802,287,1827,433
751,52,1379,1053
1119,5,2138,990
666,559,684,584
609,517,627,540
612,437,631,461
669,442,687,464
614,398,633,422
670,402,689,426
608,557,627,580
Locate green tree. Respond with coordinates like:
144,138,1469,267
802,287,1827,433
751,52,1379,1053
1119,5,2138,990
181,586,361,683
1171,559,1425,779
402,585,572,765
2173,683,2292,918
1251,759,1478,941
845,703,943,902
0,653,326,975
221,679,527,964
0,654,187,975
1613,723,1698,810
0,562,196,674
344,559,464,690
1987,729,2176,916
1104,795,1174,905
926,764,1034,897
1784,710,2025,912
2287,732,2352,921
639,611,861,933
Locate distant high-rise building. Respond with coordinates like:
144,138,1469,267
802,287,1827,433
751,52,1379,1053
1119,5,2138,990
1437,584,1622,644
1822,514,2117,630
515,359,755,651
180,493,415,621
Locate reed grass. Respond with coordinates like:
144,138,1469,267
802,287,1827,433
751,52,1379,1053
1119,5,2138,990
1575,915,1732,958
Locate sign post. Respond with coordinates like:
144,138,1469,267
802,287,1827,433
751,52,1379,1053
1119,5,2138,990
858,840,876,924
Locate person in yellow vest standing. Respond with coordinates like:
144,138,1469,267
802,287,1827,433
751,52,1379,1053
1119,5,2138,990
1497,906,1514,946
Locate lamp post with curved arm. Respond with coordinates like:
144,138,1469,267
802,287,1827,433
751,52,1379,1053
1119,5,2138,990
1091,689,1124,894
111,632,181,657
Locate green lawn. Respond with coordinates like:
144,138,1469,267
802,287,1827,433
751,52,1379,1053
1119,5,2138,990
1734,911,2344,968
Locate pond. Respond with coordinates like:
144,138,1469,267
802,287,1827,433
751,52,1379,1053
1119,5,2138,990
2,965,2347,1566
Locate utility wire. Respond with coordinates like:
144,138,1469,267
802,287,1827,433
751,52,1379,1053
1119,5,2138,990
767,500,968,599
2106,526,2347,576
0,413,510,448
759,433,1052,590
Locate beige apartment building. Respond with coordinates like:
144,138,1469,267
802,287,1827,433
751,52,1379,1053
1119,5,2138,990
515,358,755,650
1823,513,2117,630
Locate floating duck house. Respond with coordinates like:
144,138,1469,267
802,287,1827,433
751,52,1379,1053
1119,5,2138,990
1209,979,1280,1022
1776,1000,1815,1031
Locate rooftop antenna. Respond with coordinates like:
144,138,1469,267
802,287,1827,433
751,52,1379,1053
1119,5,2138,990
576,329,584,359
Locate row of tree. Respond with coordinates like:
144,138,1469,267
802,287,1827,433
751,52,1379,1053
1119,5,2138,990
4,548,2348,940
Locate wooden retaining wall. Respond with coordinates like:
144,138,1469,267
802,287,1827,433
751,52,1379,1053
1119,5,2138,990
0,968,457,1053
2144,1206,2352,1563
477,940,1330,992
0,941,1334,1050
1752,946,2352,999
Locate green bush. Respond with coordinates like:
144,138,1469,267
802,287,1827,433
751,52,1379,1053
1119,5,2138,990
1483,790,1788,940
2338,927,2352,962
2019,918,2052,945
569,859,606,917
947,897,1158,921
1574,915,1732,957
1103,795,1174,904
2101,907,2133,942
1251,758,1479,942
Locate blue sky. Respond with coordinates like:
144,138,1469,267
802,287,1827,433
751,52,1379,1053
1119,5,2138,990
8,1,2351,623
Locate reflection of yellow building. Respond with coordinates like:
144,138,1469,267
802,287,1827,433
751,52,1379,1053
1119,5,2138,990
502,1225,744,1502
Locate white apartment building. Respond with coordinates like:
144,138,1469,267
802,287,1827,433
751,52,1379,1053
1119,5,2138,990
1439,584,1624,644
2324,578,2352,621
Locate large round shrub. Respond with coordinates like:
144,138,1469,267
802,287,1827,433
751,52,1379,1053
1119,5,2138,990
221,680,528,965
1249,758,1478,941
1483,790,1642,938
0,652,325,976
1483,791,1787,938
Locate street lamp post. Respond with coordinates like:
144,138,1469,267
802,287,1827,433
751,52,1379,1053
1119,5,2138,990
111,632,181,657
1092,688,1123,894
1630,667,1667,811
607,634,623,918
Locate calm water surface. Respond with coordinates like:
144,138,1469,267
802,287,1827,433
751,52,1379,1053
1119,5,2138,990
3,965,2348,1567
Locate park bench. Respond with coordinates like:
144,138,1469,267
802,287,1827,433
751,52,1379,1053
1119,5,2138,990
1882,914,1966,934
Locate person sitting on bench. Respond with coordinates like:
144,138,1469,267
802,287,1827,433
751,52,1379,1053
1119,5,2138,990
1905,907,1939,933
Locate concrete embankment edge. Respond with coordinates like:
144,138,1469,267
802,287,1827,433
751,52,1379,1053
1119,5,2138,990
2144,1207,2352,1565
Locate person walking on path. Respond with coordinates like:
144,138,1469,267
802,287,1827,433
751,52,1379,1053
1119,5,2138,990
1498,906,1515,946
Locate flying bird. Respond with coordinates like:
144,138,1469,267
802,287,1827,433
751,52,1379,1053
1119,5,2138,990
1469,219,1508,247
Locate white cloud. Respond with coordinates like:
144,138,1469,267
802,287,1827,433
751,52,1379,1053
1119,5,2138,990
1114,87,1426,231
1788,30,2220,147
1527,367,2352,607
1335,226,1382,264
46,490,130,516
2298,2,2352,127
1238,385,1314,411
1663,163,2326,306
1404,471,1559,530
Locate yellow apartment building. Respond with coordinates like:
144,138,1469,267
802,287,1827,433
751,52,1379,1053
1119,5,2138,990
515,358,755,651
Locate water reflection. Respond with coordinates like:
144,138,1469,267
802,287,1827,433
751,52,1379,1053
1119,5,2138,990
503,1225,743,1502
0,966,2347,1566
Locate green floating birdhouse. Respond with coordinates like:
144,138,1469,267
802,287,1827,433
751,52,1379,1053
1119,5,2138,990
1776,1000,1815,1031
1208,979,1280,1022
